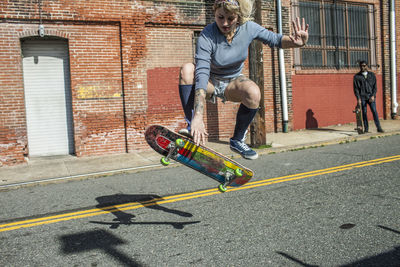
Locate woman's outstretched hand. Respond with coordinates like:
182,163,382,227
290,17,309,47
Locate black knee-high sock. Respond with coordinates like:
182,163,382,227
179,84,195,129
232,104,258,141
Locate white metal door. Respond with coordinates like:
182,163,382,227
22,38,74,156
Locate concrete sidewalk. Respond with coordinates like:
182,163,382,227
1,120,399,190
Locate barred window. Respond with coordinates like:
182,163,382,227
293,0,377,70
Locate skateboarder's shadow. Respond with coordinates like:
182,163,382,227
90,194,196,229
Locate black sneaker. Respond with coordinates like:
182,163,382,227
377,128,384,133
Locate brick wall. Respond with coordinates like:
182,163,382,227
68,23,126,157
0,23,27,166
263,1,282,133
290,0,395,131
145,28,194,132
397,0,400,116
0,0,212,166
0,0,398,166
292,74,384,130
380,0,392,118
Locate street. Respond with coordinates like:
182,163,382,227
1,135,399,266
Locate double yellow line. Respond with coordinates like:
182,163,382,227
233,154,400,191
1,154,399,233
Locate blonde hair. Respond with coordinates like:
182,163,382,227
213,0,254,24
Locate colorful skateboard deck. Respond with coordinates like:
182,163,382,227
145,125,254,192
353,105,364,134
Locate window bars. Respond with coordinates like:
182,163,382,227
294,0,376,69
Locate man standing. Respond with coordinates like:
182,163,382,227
353,61,384,133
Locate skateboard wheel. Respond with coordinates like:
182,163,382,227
175,138,185,148
235,168,243,177
160,157,170,166
218,184,227,193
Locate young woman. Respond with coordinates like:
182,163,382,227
179,0,309,159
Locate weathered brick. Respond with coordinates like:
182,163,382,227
0,0,398,166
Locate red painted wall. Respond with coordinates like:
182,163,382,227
146,67,188,131
147,67,181,116
292,74,384,130
146,67,240,140
398,73,400,112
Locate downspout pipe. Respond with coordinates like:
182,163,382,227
390,0,398,118
277,0,289,132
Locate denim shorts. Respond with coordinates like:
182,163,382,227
208,74,243,104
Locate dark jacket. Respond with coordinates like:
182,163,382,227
353,71,377,101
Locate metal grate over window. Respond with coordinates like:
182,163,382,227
294,0,376,69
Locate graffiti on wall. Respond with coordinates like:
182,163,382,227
77,85,122,99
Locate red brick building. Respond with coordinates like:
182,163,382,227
0,0,399,166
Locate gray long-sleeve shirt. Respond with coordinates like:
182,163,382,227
194,21,283,91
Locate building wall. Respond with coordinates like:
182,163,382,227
145,28,193,132
396,0,400,116
290,0,399,129
0,22,27,165
0,21,128,163
0,0,214,166
0,0,398,166
263,0,288,133
292,74,384,130
380,0,400,119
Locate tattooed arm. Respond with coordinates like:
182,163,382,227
191,89,209,145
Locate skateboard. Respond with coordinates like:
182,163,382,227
145,125,254,192
353,104,364,134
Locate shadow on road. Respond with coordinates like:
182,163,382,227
89,193,200,229
60,229,143,267
277,225,400,266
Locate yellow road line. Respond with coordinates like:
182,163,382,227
1,155,399,233
0,189,217,229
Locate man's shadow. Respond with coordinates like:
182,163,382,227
305,109,319,129
90,194,199,229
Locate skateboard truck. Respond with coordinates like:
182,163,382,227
218,167,243,193
160,139,185,166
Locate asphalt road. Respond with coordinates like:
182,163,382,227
0,135,399,266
